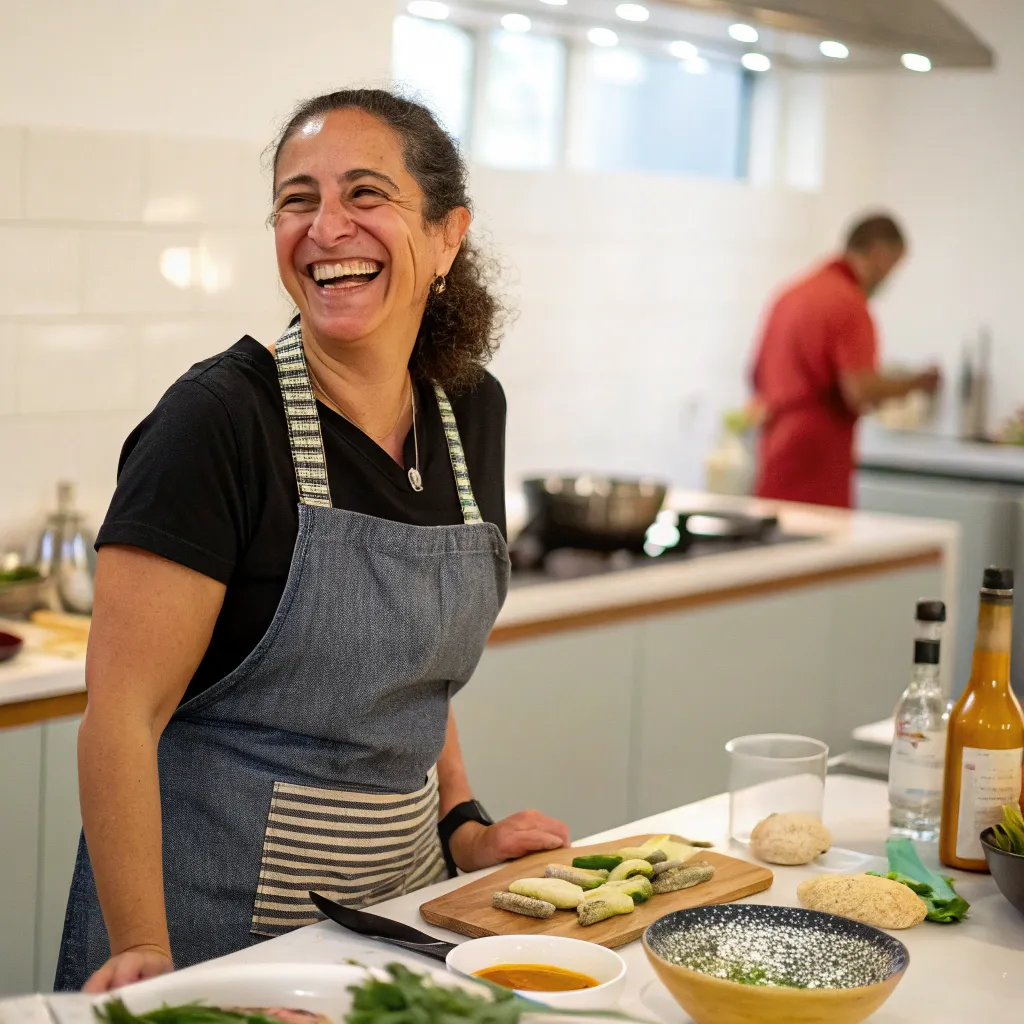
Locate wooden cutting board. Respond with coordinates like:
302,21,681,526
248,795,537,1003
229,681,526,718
420,834,773,949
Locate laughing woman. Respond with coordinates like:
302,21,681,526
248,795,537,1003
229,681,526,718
55,90,569,992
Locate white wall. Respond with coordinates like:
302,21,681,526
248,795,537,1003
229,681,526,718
472,167,822,486
819,1,1022,433
0,1,394,543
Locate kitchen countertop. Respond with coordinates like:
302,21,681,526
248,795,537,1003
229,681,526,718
187,775,1023,1022
0,490,958,717
859,425,1024,485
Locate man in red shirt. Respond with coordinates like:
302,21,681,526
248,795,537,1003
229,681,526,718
750,214,940,508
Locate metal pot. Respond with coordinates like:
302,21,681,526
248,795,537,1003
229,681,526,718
522,475,668,553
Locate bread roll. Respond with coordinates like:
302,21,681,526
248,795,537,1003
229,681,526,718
798,874,927,930
749,812,832,865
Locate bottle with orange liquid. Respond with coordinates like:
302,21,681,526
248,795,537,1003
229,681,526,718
940,567,1024,870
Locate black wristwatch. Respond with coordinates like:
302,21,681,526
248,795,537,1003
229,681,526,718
438,799,493,877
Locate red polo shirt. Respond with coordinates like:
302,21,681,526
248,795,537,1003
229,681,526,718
751,259,877,508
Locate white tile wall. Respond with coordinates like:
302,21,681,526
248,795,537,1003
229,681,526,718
25,128,145,222
17,322,137,415
0,127,23,219
0,226,81,315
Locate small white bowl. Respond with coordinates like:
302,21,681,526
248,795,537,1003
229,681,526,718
446,934,627,1010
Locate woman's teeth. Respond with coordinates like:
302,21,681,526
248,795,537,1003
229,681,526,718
311,260,382,288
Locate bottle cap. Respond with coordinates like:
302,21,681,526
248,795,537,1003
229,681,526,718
982,567,1014,593
915,599,946,623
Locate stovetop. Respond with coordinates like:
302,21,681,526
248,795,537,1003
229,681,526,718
508,532,817,587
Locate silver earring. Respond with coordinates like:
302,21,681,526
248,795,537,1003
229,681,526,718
432,275,447,295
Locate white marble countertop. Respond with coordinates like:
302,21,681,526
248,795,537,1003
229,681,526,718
0,491,959,710
859,425,1024,485
178,775,1023,1022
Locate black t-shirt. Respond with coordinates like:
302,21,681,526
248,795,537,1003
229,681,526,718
97,336,507,705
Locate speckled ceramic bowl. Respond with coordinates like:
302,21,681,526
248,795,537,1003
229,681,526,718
643,904,909,1024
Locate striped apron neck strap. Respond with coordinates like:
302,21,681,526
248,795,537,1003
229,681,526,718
274,322,333,508
432,384,483,526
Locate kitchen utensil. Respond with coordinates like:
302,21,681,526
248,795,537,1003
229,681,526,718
522,476,667,553
309,891,456,962
446,934,627,1010
34,482,95,615
0,631,24,664
643,904,908,1024
419,835,772,948
725,734,829,844
981,828,1024,915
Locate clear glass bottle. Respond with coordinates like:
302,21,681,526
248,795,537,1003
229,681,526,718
889,599,948,840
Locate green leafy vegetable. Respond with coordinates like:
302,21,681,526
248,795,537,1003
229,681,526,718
867,839,970,924
720,965,807,989
988,804,1024,855
0,566,41,585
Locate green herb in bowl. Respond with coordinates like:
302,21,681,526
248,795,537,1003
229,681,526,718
988,804,1024,855
0,566,41,586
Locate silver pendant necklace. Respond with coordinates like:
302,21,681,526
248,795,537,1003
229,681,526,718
408,388,423,492
306,360,423,493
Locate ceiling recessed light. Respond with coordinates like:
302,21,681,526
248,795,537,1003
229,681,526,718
501,12,531,32
615,3,649,21
728,23,759,43
683,57,709,75
741,52,771,72
539,0,567,5
819,40,849,59
407,0,449,19
587,27,619,47
669,40,698,60
901,52,932,72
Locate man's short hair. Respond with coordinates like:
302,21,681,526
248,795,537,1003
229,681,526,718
844,214,906,253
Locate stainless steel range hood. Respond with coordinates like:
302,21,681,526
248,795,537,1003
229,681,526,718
661,0,994,69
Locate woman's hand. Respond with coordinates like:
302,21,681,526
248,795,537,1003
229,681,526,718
448,809,570,873
82,945,174,993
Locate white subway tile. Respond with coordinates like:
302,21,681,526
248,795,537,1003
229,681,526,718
18,322,137,415
0,323,17,415
25,128,145,222
194,228,289,314
143,138,271,227
0,226,81,315
0,128,24,219
82,228,198,314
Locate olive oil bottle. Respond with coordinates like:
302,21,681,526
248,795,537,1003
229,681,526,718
940,567,1024,870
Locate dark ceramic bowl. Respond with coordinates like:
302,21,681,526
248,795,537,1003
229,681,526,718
982,827,1024,915
644,904,909,1024
0,630,24,664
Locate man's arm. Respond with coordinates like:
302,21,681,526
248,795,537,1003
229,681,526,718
438,707,570,872
839,366,941,414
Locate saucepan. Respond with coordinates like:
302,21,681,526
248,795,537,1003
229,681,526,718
522,475,668,553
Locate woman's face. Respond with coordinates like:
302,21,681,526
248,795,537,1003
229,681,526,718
272,108,468,350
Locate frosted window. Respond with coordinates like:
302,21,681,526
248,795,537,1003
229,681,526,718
392,15,474,142
570,47,748,178
475,30,567,170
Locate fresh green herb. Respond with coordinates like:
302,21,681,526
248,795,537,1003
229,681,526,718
867,839,970,924
988,804,1024,855
720,964,807,989
0,566,41,585
95,1001,284,1024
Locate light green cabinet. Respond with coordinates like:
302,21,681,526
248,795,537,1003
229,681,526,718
0,724,43,996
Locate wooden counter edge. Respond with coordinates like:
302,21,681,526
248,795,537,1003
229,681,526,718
489,547,944,645
0,690,86,730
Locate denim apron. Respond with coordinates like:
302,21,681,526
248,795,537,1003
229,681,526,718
55,321,510,988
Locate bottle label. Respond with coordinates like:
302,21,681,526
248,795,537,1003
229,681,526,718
955,746,1024,861
889,729,945,802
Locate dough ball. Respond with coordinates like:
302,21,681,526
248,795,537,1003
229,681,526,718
749,812,832,865
797,874,927,930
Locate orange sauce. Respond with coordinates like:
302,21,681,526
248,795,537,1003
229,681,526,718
473,963,599,992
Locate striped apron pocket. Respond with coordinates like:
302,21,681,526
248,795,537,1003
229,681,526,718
250,767,448,938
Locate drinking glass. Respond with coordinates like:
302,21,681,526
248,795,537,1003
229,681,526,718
726,733,829,843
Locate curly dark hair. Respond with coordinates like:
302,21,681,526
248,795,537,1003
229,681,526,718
269,89,508,392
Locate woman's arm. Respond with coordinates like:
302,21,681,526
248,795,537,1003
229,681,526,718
79,545,226,992
438,708,570,872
